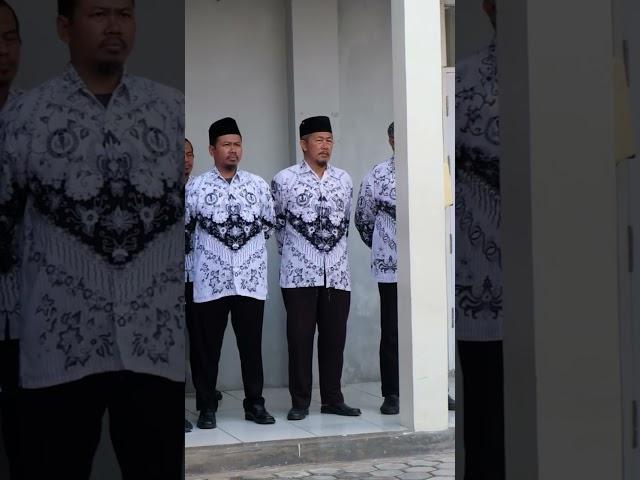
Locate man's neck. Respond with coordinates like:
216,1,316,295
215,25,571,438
72,61,123,95
304,159,328,179
217,165,237,180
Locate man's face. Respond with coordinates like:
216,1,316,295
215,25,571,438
58,0,136,70
184,141,194,178
210,134,242,171
0,6,20,88
301,132,333,166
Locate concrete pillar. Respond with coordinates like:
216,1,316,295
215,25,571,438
500,0,624,478
391,0,449,431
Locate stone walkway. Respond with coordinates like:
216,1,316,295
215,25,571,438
193,451,454,480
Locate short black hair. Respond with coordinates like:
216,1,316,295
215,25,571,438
58,0,135,19
0,1,21,43
387,122,394,138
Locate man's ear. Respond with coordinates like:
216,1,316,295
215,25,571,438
57,15,71,44
208,145,215,157
300,139,308,153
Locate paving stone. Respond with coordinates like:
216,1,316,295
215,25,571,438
342,466,377,473
369,470,404,478
430,471,454,477
307,476,336,480
403,467,435,473
307,468,341,475
406,461,439,467
374,463,408,471
335,473,372,479
237,475,276,480
398,473,433,480
275,471,311,479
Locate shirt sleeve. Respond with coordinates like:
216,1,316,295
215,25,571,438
354,171,375,248
260,178,276,240
270,173,287,255
344,174,353,237
0,101,28,273
184,177,197,278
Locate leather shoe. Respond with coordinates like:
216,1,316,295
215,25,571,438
185,419,193,433
321,402,361,416
215,390,223,401
380,395,399,415
197,409,216,429
448,395,455,411
287,407,309,420
245,405,276,424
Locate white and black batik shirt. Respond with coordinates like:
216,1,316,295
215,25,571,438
455,41,503,341
0,87,25,341
271,162,353,291
185,168,275,302
0,65,185,388
355,157,397,283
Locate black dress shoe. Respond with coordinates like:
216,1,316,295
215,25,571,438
380,395,399,415
185,419,193,433
215,390,223,401
197,409,216,429
287,407,309,420
245,405,276,425
448,395,456,411
321,402,361,416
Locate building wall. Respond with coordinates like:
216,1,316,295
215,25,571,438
185,0,395,390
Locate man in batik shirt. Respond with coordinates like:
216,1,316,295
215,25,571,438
185,117,276,429
355,122,399,415
0,0,185,477
272,115,361,421
0,1,23,477
455,0,505,478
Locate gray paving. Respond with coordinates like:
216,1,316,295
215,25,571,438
191,451,454,480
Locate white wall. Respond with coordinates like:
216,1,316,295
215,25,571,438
185,0,394,390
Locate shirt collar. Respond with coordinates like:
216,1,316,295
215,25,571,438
62,63,132,103
213,166,243,184
299,160,336,180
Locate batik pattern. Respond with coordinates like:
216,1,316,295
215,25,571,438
355,157,397,283
185,169,274,302
455,41,503,341
272,162,352,291
0,65,185,387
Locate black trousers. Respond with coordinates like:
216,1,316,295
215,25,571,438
378,283,399,397
282,287,350,408
0,339,20,479
185,282,198,402
191,296,265,411
18,372,184,480
458,340,505,480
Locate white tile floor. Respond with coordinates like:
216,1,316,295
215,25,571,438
185,382,455,448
